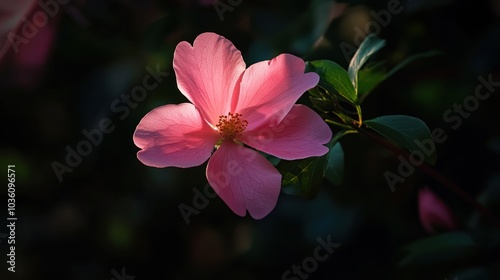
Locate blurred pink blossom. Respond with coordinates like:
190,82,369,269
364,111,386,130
0,0,36,59
418,187,459,234
0,0,59,88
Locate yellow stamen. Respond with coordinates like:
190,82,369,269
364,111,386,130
216,112,248,140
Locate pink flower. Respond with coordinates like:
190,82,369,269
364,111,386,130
0,0,36,60
0,0,59,88
418,187,459,234
133,32,332,219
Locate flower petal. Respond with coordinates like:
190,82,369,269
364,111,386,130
418,187,458,234
0,0,36,60
133,103,219,168
240,105,332,160
234,53,319,131
173,32,246,125
206,141,282,219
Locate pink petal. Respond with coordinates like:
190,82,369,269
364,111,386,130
234,53,319,132
0,0,36,60
418,187,458,234
11,8,58,88
206,141,282,219
240,105,332,160
173,32,246,126
133,103,219,168
14,13,56,68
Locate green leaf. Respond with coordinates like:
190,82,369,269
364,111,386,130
357,61,387,97
348,34,386,96
365,115,437,165
397,232,478,267
309,96,333,113
308,86,333,113
324,130,356,186
277,129,357,198
306,60,357,104
307,85,324,99
277,154,328,199
325,142,344,186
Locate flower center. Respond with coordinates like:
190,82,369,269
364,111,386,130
216,112,248,140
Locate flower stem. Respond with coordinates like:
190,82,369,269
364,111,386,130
325,119,353,130
357,125,500,228
355,105,363,127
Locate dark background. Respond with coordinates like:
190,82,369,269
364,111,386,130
1,0,500,279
